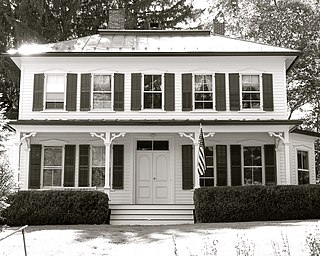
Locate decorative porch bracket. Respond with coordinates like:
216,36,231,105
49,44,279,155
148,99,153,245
179,131,215,189
268,131,291,185
19,132,37,151
90,132,126,194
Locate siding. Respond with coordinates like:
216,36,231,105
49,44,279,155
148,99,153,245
20,56,287,120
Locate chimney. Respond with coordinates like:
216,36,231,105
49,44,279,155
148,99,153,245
108,9,125,30
148,21,161,30
213,19,225,35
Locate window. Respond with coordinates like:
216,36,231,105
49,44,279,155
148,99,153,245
143,75,162,109
137,140,169,151
91,146,105,187
297,150,309,184
241,75,261,109
92,74,112,110
244,146,262,185
46,74,65,109
200,146,214,187
43,146,63,187
194,75,213,109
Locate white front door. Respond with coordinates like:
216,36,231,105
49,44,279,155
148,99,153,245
136,151,171,204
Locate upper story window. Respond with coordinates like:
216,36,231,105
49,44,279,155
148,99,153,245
194,74,213,109
92,74,112,110
45,74,65,110
143,74,163,109
241,75,261,110
243,146,262,185
297,150,309,184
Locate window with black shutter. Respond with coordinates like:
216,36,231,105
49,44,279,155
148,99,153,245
113,145,124,189
182,145,193,189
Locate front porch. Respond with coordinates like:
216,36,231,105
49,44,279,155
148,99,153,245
9,120,307,204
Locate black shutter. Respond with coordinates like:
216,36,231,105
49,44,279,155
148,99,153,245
230,145,242,186
29,144,41,189
164,73,175,111
182,145,193,189
113,145,124,189
265,144,277,185
32,74,44,111
114,73,124,111
80,74,91,111
182,73,192,111
66,73,77,111
64,145,76,187
215,73,226,111
229,73,240,111
216,145,227,186
131,73,141,110
79,145,90,187
262,73,274,111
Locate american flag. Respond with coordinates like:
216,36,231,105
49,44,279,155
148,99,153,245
197,124,206,176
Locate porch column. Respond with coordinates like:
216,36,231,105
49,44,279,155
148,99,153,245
90,132,126,194
269,132,291,185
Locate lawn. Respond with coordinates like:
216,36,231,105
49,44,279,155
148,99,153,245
1,220,320,256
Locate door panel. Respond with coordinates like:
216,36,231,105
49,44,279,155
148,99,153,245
136,151,170,204
136,152,153,204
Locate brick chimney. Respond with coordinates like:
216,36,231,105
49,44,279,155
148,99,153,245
213,19,225,36
108,9,125,30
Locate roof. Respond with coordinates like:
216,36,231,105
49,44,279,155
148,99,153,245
9,119,302,127
7,30,300,56
291,128,320,138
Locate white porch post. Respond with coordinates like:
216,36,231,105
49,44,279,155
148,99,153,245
269,131,291,185
90,132,126,195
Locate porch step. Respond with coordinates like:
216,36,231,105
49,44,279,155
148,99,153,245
109,204,194,225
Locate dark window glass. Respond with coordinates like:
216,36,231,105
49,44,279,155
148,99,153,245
137,141,152,150
153,141,169,150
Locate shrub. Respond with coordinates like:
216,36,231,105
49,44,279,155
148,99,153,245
0,190,109,226
194,185,320,223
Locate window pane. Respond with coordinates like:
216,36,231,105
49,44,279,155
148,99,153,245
153,93,162,108
152,75,162,91
93,93,111,109
153,141,169,150
92,167,105,187
43,169,52,186
93,75,111,91
43,169,61,186
144,75,152,91
92,146,105,166
298,170,309,185
52,169,62,186
47,75,65,93
244,168,253,185
44,147,62,166
244,147,261,166
253,168,262,184
194,75,212,91
144,75,162,91
137,141,152,150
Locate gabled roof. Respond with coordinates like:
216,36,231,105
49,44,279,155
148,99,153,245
7,30,300,70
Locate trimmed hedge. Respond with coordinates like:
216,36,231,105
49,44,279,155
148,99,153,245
0,190,109,226
194,185,320,223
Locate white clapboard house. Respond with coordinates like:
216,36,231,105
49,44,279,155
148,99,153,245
7,25,320,224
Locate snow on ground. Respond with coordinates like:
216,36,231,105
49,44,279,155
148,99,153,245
1,220,320,256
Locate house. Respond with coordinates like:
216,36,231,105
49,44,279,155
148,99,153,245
6,25,320,224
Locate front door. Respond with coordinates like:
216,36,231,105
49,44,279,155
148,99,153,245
136,141,171,204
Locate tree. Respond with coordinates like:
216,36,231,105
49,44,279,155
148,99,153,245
0,0,200,119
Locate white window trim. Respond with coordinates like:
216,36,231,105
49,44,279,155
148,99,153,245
242,145,265,185
192,73,215,111
141,73,164,110
91,73,114,111
239,73,263,111
41,145,65,188
43,73,67,111
296,149,310,185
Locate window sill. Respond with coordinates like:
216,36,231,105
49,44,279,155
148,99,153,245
139,109,166,113
88,110,116,113
238,110,265,113
41,110,68,113
190,110,218,113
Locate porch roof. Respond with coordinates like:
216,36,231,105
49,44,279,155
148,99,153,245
9,119,302,127
291,128,320,138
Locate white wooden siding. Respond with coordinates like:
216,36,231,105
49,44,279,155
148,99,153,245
290,134,316,185
19,56,288,120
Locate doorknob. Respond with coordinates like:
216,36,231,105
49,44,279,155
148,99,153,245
153,177,156,180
